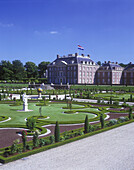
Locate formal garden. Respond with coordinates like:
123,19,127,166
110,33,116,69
0,84,134,163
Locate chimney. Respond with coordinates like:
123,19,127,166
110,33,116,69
75,53,78,57
57,55,60,59
81,54,84,57
87,54,90,58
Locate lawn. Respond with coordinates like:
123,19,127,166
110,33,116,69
94,93,132,100
0,103,100,126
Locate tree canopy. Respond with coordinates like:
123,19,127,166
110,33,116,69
0,59,50,80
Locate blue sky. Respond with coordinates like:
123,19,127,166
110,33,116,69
0,0,134,65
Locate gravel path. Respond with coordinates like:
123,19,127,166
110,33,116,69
2,122,134,170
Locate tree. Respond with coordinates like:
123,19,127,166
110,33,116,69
130,94,133,102
33,130,39,148
22,130,27,151
84,115,89,133
100,114,104,128
0,60,13,80
12,60,26,80
24,62,39,78
97,61,101,66
38,61,50,78
54,121,60,142
128,107,133,120
110,97,112,104
26,118,36,132
119,63,128,68
69,101,72,110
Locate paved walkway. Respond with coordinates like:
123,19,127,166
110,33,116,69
2,122,134,170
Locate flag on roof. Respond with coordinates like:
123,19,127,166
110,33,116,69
78,45,84,50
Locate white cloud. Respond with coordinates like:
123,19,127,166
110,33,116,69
34,30,59,36
50,31,58,34
0,22,14,28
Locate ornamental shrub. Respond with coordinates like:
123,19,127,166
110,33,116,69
108,119,118,126
49,135,55,144
26,117,36,132
84,115,89,133
60,136,65,141
110,97,112,104
39,139,45,147
54,121,60,142
22,130,27,151
118,117,126,123
44,139,51,145
100,113,105,128
26,145,32,150
129,107,133,120
33,131,39,148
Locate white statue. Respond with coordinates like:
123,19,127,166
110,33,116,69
23,93,28,111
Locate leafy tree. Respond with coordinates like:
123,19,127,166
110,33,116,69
26,118,36,132
54,121,60,142
38,61,50,78
0,60,13,80
24,62,39,78
100,113,105,128
119,63,128,68
12,60,26,80
97,61,101,66
84,115,89,133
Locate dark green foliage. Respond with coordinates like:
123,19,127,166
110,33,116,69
10,143,18,154
49,136,55,144
84,115,89,133
26,145,32,150
38,61,50,78
69,102,72,110
22,130,27,151
33,131,39,148
110,97,112,104
100,113,105,128
39,139,45,147
54,121,60,142
26,118,36,132
130,94,133,102
129,107,133,120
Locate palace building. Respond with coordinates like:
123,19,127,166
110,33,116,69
47,53,99,84
47,53,134,85
96,61,123,85
122,62,134,85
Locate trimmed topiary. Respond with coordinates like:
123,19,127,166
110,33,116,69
129,107,133,120
84,115,89,133
54,121,60,142
100,113,105,128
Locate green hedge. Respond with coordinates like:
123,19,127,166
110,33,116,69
1,119,134,164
